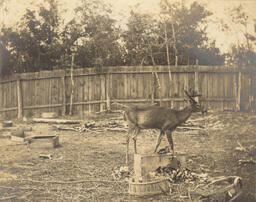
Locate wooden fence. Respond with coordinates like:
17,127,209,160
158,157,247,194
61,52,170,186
0,66,255,119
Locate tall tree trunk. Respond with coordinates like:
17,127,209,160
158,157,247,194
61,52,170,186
171,22,178,66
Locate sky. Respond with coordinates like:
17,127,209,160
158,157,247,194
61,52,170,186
1,0,256,53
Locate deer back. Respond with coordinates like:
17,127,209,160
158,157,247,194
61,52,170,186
124,106,180,130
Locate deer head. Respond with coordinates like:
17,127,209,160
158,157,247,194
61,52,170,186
184,90,206,114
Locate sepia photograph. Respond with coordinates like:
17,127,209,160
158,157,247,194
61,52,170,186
0,0,256,201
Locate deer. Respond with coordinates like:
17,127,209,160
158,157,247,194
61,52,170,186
124,90,205,165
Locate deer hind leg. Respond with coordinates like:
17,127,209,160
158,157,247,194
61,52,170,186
154,131,164,153
126,127,133,165
132,128,140,154
126,127,140,165
166,130,174,155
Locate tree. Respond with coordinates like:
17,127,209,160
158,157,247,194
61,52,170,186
122,11,164,66
123,2,224,66
161,1,223,65
223,5,256,66
74,0,124,67
0,0,63,74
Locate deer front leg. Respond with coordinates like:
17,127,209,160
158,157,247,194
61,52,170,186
126,131,130,166
154,131,164,153
166,130,174,155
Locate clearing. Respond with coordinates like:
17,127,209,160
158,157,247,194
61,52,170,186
0,111,255,201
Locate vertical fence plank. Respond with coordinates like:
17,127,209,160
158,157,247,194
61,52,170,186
0,84,2,117
100,74,105,111
124,73,128,100
194,71,199,103
233,73,237,111
83,75,89,113
168,71,173,108
95,74,101,112
62,76,66,115
151,72,155,104
17,79,23,119
219,74,224,111
248,75,252,111
237,71,242,111
106,73,111,111
131,73,136,99
88,75,92,113
69,53,75,115
2,66,256,118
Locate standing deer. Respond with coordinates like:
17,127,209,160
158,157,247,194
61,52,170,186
124,90,205,165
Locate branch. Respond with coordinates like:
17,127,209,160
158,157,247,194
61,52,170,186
21,179,126,184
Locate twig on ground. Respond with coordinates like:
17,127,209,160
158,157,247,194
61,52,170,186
0,195,18,200
39,154,52,159
21,178,126,184
205,176,237,187
236,141,247,152
105,128,127,132
177,126,205,131
0,185,39,191
188,188,192,201
239,159,256,165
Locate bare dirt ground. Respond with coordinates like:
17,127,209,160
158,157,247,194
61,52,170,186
0,111,256,201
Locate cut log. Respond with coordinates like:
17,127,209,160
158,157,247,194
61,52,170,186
239,159,256,165
41,112,57,118
32,118,80,124
11,135,24,142
39,154,52,159
1,121,13,127
27,135,60,149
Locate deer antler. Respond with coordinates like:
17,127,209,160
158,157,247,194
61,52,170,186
184,90,200,103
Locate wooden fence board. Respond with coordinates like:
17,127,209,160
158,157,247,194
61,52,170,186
1,66,256,119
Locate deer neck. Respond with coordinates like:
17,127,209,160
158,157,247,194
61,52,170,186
176,106,193,124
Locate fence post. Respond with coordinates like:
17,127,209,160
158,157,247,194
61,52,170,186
233,73,237,111
61,76,66,115
194,70,199,103
249,75,253,111
69,53,75,115
17,79,23,119
168,69,173,108
100,74,105,112
237,71,242,111
151,72,155,104
106,73,111,111
195,60,199,103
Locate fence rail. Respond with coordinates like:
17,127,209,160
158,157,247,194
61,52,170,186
0,65,255,119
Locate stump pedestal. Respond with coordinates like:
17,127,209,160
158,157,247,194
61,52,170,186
129,153,186,196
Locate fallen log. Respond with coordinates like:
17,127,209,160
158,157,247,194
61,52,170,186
239,159,256,165
39,154,52,159
21,178,125,184
105,128,127,132
32,118,80,124
177,126,205,131
52,125,78,131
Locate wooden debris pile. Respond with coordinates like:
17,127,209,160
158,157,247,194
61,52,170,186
154,166,198,183
0,120,33,143
148,164,207,184
175,113,228,135
236,141,256,165
191,176,242,202
53,120,128,133
112,166,130,181
49,112,229,135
